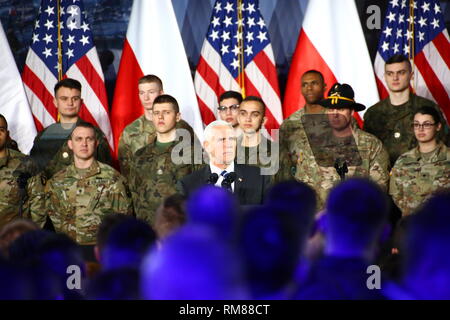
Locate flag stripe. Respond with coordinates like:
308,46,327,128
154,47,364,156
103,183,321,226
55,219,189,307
75,54,109,113
415,51,450,121
432,31,450,69
243,70,279,132
196,55,226,96
23,81,55,128
22,65,57,123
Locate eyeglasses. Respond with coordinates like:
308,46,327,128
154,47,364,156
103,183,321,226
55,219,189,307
412,122,436,130
218,104,240,113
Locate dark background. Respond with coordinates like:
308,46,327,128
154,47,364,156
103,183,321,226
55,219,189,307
1,0,449,105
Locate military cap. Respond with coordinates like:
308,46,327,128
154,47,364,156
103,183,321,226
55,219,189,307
319,83,366,112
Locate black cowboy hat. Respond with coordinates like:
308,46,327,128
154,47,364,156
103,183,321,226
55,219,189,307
318,83,366,112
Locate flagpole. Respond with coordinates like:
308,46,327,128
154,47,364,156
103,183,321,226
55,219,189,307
409,0,415,92
56,0,63,122
237,0,246,98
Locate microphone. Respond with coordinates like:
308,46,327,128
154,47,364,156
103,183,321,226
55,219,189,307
334,158,348,181
206,173,219,185
221,172,237,190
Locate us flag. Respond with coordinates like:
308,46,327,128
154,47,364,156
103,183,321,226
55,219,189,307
22,0,113,149
194,0,283,133
374,0,450,122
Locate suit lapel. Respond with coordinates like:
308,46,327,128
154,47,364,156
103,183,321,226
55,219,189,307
234,164,246,202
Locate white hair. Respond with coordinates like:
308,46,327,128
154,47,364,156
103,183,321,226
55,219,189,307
203,120,234,143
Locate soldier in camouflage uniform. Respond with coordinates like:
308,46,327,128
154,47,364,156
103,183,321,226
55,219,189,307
276,84,390,209
29,78,112,180
129,95,197,225
30,122,132,245
390,107,450,216
0,115,38,228
118,74,198,181
364,54,450,167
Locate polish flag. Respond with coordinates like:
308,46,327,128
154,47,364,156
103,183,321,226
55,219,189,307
283,0,379,125
110,0,204,157
0,21,37,153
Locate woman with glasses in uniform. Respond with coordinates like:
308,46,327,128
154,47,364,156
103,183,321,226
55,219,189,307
389,106,450,216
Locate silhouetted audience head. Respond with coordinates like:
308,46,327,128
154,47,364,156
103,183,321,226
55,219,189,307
0,255,33,299
8,229,53,266
0,219,39,258
36,233,85,299
154,193,187,240
324,178,389,261
101,217,156,271
86,268,140,300
95,213,131,262
265,180,317,236
141,224,248,300
400,191,450,299
186,185,239,240
237,205,308,298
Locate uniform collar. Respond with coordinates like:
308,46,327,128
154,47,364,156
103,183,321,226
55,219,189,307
0,149,11,168
67,159,101,178
140,115,156,133
412,141,446,162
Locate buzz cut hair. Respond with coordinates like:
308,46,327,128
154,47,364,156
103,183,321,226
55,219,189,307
70,122,97,140
153,94,180,113
302,69,325,83
219,90,243,104
241,96,266,116
203,120,234,143
385,54,412,72
54,78,82,95
0,114,8,129
138,74,163,91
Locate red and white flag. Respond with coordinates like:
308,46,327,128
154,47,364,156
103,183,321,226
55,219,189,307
22,0,113,149
110,0,204,156
194,0,283,133
374,0,450,122
283,0,379,124
0,21,37,154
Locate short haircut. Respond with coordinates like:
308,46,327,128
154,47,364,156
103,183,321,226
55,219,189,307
402,191,450,290
385,54,412,71
54,78,82,95
241,96,266,116
0,114,7,129
203,120,234,143
155,194,187,239
138,74,163,91
302,69,325,83
96,214,131,250
70,122,97,140
219,90,243,104
415,106,442,125
326,178,389,249
153,94,179,113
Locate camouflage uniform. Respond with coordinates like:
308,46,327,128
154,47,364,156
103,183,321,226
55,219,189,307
31,160,133,245
277,114,390,209
129,135,197,225
118,115,197,181
364,93,450,167
29,119,112,180
0,149,33,227
389,142,450,216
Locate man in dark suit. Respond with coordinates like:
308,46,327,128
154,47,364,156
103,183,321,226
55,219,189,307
178,120,271,205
